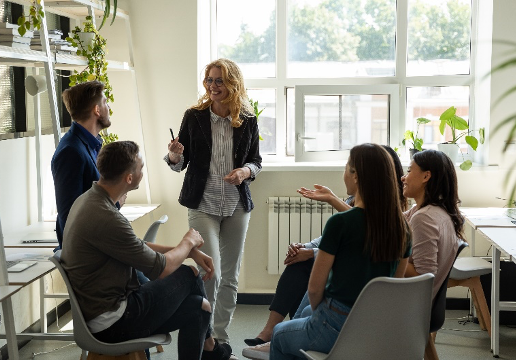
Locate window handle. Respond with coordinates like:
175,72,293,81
297,133,316,141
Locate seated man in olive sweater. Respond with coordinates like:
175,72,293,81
61,141,232,360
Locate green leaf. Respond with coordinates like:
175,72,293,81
25,21,31,28
18,26,26,37
414,139,423,151
450,115,469,130
401,139,406,146
110,0,118,26
416,117,431,125
17,16,24,26
479,128,485,144
465,135,479,151
460,160,472,171
404,130,414,141
440,106,456,120
439,120,446,135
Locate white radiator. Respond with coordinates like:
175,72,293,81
267,197,339,274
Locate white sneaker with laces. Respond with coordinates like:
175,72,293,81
242,341,270,360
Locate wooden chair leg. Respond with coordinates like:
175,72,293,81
424,333,439,360
156,345,164,353
86,351,147,360
470,277,492,337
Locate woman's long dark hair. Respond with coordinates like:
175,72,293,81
382,145,408,211
349,143,409,262
412,149,464,240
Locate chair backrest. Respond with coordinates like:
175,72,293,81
142,215,168,243
315,273,435,360
49,252,170,355
429,239,468,333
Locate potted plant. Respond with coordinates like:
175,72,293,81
66,16,114,115
67,16,116,142
421,106,485,170
402,117,430,159
249,98,264,140
16,0,44,36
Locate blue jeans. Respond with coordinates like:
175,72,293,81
270,297,351,360
94,265,211,360
293,291,312,319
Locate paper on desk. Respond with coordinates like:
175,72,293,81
6,253,49,261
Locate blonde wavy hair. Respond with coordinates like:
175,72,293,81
192,58,253,128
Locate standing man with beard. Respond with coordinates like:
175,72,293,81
52,81,116,250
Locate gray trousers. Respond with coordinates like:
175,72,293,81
188,208,251,342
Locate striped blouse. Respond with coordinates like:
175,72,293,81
164,107,261,216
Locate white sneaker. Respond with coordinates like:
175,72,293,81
242,341,270,360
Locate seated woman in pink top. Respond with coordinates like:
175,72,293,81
401,149,464,297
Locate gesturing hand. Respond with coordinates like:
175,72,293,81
167,137,184,164
223,167,251,185
297,184,337,204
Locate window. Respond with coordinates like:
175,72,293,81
210,0,483,162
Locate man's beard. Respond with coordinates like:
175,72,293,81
98,115,111,129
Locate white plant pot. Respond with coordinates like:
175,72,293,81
437,143,459,163
77,32,95,50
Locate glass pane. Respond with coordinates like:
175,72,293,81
287,0,396,78
217,0,276,78
407,0,471,76
246,89,276,155
286,88,295,156
303,94,389,152
406,86,470,151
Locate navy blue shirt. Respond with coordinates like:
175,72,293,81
51,122,102,249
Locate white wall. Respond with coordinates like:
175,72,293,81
2,2,516,338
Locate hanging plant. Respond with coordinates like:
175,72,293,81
66,16,114,115
99,0,118,29
100,131,118,146
16,0,45,36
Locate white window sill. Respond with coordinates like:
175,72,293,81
262,159,499,172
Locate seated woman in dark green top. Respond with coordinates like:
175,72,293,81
268,143,412,359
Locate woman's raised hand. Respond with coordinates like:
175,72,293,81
297,184,337,204
167,137,184,164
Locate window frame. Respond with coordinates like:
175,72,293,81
207,0,487,164
294,84,399,162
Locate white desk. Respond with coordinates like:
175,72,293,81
0,248,73,360
461,207,516,229
460,208,516,256
119,203,160,222
3,204,161,248
477,227,516,358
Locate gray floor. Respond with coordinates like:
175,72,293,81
15,306,516,359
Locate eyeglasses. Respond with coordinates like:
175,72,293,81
205,77,224,87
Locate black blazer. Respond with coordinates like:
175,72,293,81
177,107,262,212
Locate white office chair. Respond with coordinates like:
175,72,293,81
49,252,171,360
448,257,492,336
143,215,168,243
300,273,434,360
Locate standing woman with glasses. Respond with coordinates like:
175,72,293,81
164,58,262,347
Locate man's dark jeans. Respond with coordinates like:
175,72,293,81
94,265,211,360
